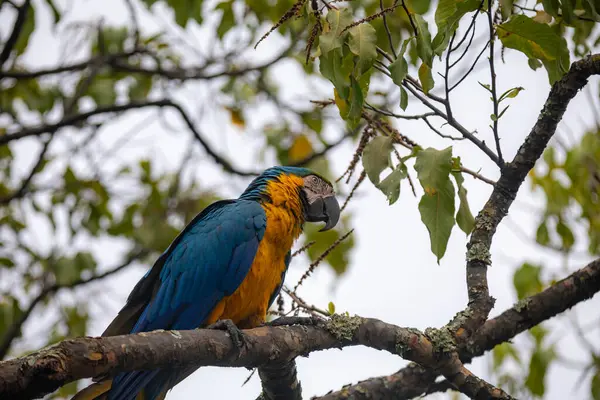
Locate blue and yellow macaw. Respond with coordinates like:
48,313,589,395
72,166,340,400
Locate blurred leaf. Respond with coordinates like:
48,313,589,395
513,262,543,300
226,106,246,129
129,75,153,101
328,301,335,315
87,75,117,107
304,216,355,276
14,2,36,55
362,136,394,185
0,296,21,335
216,1,234,39
0,257,15,268
406,0,432,14
348,23,377,75
492,342,521,372
556,219,575,250
288,135,313,163
525,346,555,396
535,220,550,246
171,0,204,27
592,370,600,400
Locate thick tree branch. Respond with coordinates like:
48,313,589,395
0,0,31,68
451,53,600,343
0,249,147,360
1,314,508,400
317,257,600,399
257,360,302,400
5,255,597,399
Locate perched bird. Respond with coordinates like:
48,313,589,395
72,166,340,400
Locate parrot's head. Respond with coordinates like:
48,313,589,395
240,166,340,231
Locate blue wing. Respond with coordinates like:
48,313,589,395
105,199,266,400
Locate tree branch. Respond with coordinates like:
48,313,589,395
0,0,31,68
0,249,147,360
257,360,302,400
0,314,502,400
449,53,600,343
317,257,600,399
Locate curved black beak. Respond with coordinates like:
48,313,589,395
303,195,340,232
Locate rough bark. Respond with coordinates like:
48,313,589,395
316,257,600,399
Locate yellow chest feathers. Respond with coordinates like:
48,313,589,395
204,173,305,328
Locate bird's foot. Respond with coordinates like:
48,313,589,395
262,316,324,327
208,319,246,348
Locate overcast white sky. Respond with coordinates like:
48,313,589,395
3,0,600,399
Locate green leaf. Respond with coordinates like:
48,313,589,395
513,262,543,300
400,87,408,111
348,23,377,75
14,3,36,55
216,1,234,39
418,178,455,263
414,148,456,262
388,39,411,87
320,48,354,99
418,62,435,94
377,164,408,205
496,15,570,84
346,75,366,126
498,86,524,102
328,301,336,315
414,147,453,189
452,171,475,234
319,8,353,54
362,136,394,185
413,15,433,66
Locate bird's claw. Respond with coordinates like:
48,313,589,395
208,319,246,348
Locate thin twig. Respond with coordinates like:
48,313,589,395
487,0,504,165
381,0,397,58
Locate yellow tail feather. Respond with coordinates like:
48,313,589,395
71,380,112,400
